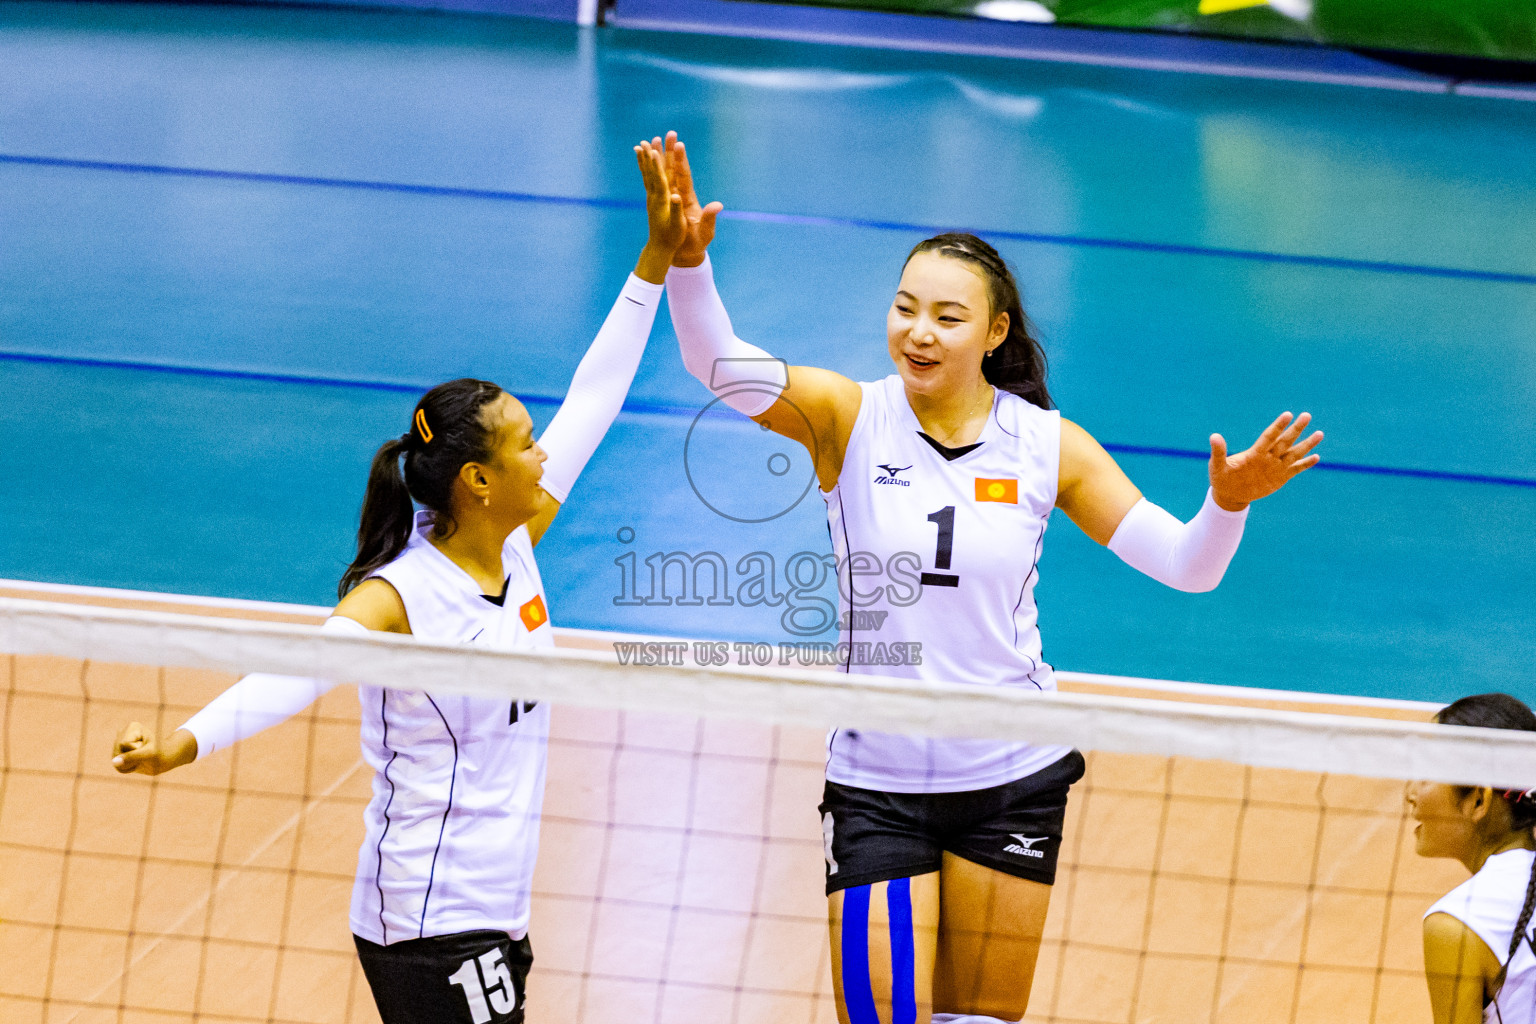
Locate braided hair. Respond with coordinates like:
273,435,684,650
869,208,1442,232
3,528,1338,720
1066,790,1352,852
904,233,1053,411
1437,693,1536,979
338,378,505,597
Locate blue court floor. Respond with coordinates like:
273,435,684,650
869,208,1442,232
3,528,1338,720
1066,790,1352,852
2,1,1533,702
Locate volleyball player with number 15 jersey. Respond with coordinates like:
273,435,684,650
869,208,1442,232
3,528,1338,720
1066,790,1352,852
110,139,689,1024
658,132,1325,1024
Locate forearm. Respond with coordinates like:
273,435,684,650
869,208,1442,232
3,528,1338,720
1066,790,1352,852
537,273,663,503
179,616,361,759
1107,488,1248,593
182,674,339,759
666,255,787,416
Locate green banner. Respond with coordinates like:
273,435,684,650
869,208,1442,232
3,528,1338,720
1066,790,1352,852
789,0,1536,64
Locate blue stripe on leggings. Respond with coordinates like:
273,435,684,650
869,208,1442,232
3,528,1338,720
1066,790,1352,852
841,885,880,1024
887,877,917,1024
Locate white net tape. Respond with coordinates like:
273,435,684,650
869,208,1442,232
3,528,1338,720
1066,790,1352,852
1,595,1530,788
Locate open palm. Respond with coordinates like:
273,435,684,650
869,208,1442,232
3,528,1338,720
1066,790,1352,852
1209,412,1324,510
635,136,685,254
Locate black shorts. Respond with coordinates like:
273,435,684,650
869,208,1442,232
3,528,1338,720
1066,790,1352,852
819,750,1086,895
355,929,533,1024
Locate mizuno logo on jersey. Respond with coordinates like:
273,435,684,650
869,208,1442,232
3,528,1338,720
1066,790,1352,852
874,464,912,486
1005,834,1048,858
519,594,548,632
975,478,1018,504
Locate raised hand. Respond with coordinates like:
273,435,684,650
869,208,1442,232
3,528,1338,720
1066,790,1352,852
1208,412,1324,511
663,131,723,268
112,721,197,776
633,136,686,284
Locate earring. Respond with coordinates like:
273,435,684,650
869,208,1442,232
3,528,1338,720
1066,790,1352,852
482,496,490,506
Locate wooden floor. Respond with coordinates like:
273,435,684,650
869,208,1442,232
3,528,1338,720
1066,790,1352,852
0,583,1464,1024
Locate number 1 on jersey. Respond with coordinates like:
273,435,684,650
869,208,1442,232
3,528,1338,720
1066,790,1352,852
922,506,960,588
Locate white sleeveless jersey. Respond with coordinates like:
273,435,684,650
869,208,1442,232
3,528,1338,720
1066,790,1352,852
823,375,1072,793
1427,849,1536,1023
350,511,555,945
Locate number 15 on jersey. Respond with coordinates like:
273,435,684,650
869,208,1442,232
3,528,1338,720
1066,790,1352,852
448,947,522,1024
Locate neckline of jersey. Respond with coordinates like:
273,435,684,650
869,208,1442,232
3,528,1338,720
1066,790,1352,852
410,510,512,601
917,431,984,461
894,377,1000,461
479,578,512,606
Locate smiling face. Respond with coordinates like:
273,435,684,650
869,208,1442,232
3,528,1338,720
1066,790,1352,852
887,251,1008,399
465,393,547,526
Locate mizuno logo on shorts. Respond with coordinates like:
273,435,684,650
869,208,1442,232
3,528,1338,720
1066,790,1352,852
1005,834,1047,858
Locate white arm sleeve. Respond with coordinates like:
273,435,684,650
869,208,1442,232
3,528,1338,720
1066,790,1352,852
180,615,368,760
1107,488,1248,593
666,255,787,416
537,274,664,504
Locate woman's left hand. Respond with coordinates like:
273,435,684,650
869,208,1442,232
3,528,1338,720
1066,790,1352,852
634,136,685,283
1209,411,1324,511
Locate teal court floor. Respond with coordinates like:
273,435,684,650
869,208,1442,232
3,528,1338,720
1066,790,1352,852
2,0,1534,702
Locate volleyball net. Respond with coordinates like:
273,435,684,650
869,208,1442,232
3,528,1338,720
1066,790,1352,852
2,586,1526,1024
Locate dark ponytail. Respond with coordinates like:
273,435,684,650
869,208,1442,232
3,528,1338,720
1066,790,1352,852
339,378,505,597
905,232,1052,410
1436,693,1536,971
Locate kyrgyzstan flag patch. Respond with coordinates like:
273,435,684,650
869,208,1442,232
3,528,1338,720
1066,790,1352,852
975,478,1018,504
519,594,549,632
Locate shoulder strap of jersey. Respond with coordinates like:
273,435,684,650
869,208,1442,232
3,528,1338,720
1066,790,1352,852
844,376,896,461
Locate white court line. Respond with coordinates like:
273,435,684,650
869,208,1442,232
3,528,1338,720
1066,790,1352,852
0,578,330,617
1452,83,1536,101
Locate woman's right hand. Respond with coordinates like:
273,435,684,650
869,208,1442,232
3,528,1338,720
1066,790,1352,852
112,722,197,776
664,132,722,269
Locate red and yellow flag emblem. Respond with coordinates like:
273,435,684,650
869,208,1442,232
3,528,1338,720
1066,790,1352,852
519,594,548,632
975,478,1018,504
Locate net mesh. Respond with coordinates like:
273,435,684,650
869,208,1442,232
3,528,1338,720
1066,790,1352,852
0,585,1518,1024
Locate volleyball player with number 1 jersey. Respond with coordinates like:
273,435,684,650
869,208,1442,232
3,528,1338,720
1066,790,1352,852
824,372,1069,794
658,132,1325,1023
110,139,689,1024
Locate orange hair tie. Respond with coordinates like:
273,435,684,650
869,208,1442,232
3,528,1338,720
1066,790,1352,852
414,408,433,444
